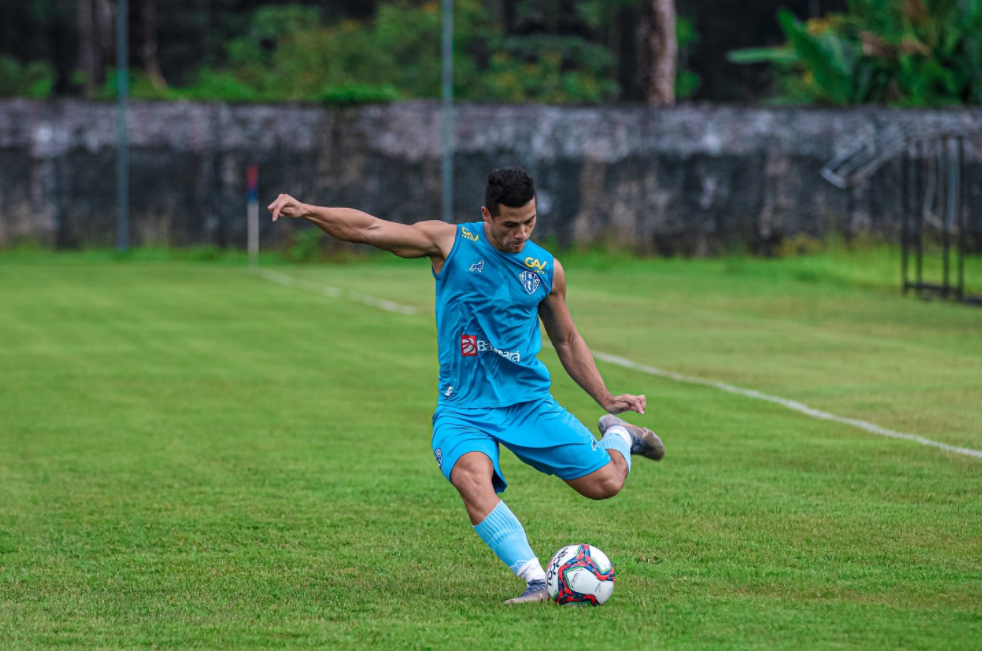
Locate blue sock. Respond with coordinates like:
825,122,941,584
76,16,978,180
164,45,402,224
600,426,632,473
474,501,543,580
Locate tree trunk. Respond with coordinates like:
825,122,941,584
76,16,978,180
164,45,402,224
136,0,167,90
637,0,677,106
78,0,114,97
78,0,99,97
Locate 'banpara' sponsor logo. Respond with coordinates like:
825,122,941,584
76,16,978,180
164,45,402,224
478,339,521,362
460,335,521,362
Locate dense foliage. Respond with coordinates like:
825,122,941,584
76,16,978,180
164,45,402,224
99,1,624,104
0,0,701,105
728,0,982,106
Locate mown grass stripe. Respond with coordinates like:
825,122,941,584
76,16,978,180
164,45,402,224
256,268,982,461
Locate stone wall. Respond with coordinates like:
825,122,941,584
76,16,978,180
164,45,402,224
1,99,980,254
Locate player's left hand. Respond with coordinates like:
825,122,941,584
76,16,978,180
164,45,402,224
603,393,646,415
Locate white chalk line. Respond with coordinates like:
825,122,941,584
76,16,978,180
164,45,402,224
256,269,982,461
259,269,418,316
591,352,982,460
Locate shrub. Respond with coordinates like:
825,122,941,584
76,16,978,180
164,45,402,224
0,56,55,99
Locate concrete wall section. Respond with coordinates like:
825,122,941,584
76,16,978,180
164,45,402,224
1,99,980,253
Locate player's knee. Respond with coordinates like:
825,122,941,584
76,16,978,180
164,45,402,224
450,455,494,495
452,468,486,494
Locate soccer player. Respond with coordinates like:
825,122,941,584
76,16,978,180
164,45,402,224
268,167,664,604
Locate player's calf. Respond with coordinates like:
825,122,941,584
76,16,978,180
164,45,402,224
451,454,548,604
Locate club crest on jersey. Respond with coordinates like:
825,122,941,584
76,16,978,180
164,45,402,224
469,260,484,273
461,227,479,242
519,270,540,294
434,448,443,469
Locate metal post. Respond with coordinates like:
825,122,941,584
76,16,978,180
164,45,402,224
957,137,966,300
939,138,949,296
440,0,454,223
944,137,960,297
116,0,129,250
900,145,916,294
247,163,259,273
916,141,924,291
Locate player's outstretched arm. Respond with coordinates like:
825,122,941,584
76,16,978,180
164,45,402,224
538,260,646,415
267,194,455,260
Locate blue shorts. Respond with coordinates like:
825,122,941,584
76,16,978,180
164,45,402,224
431,396,611,494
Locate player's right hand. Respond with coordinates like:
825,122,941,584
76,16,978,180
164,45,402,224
603,393,646,415
268,194,307,222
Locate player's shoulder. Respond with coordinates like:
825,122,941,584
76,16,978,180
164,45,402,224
456,221,483,243
412,219,457,238
411,220,457,256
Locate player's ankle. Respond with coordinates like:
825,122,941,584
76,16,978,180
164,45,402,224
605,424,633,448
517,558,546,584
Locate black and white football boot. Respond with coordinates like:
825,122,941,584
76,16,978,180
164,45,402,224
503,579,549,605
598,414,665,461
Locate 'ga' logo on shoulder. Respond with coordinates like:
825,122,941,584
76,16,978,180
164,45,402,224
524,257,547,272
461,227,479,242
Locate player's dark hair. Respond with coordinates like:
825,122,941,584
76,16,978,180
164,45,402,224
485,167,535,216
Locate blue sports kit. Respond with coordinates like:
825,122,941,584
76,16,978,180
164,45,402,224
431,221,613,491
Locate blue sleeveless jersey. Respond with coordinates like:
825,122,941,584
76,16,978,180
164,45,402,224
433,222,555,408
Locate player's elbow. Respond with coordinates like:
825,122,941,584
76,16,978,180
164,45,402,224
351,222,379,246
551,332,576,355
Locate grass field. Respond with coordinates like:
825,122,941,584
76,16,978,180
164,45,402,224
1,248,981,649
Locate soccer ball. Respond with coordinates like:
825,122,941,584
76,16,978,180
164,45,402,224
546,544,616,606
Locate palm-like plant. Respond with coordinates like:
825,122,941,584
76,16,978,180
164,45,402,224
728,0,982,106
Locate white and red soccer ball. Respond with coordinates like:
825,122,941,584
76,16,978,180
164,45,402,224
546,544,615,606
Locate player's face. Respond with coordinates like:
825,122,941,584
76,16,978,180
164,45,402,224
482,199,537,253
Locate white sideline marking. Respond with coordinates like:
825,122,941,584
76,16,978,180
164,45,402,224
259,269,417,315
592,351,982,460
257,269,982,460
